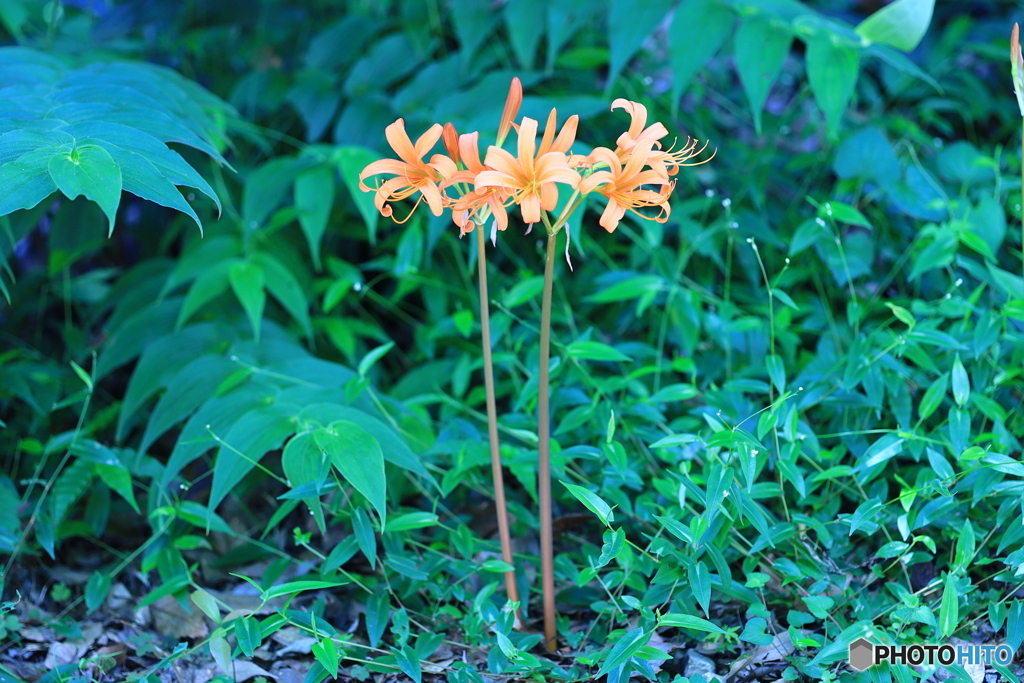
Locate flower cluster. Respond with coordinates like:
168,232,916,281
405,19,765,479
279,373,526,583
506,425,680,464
359,78,712,237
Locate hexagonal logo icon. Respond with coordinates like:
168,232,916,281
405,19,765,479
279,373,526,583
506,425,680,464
848,638,875,671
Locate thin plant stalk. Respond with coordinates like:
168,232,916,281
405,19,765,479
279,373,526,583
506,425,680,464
537,230,558,652
474,222,522,625
1020,118,1023,294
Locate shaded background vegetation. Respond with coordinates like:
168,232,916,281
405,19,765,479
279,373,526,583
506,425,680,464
3,0,1024,682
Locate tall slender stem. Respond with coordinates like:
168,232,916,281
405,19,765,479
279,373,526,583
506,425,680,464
1020,118,1023,295
538,231,558,652
474,225,521,624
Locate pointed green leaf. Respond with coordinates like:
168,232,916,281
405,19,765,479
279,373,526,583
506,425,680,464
606,0,675,92
335,146,380,244
734,16,793,135
251,251,312,341
207,404,296,514
229,261,266,342
85,570,111,614
47,144,120,232
596,626,649,678
294,165,335,270
950,354,969,408
806,37,860,139
0,146,63,217
669,0,735,114
939,573,958,637
317,421,386,523
856,0,934,53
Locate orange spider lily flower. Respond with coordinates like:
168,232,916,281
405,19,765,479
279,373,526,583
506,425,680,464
442,122,462,165
443,132,512,237
359,119,457,222
610,98,714,176
610,98,668,157
579,141,673,233
497,77,523,147
476,117,580,226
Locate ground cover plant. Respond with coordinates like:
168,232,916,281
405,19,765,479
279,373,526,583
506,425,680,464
3,0,1024,682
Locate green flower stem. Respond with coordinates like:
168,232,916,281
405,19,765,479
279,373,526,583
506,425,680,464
474,222,522,625
1020,118,1023,294
538,230,558,652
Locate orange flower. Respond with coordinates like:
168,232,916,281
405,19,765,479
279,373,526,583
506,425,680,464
610,99,668,157
578,141,673,232
497,78,523,147
359,119,457,222
476,117,580,226
443,132,512,237
609,98,714,176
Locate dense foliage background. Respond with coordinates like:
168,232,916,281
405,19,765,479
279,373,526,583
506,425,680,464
3,0,1024,682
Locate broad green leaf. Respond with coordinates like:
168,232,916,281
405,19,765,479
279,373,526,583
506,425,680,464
451,0,501,67
938,573,957,637
316,421,386,523
47,144,121,232
689,561,712,617
95,298,181,379
833,126,900,185
606,0,675,92
647,383,698,403
287,70,342,142
51,459,93,525
139,354,239,454
950,354,969,408
352,507,377,567
669,0,734,114
953,520,975,572
263,579,348,601
918,373,948,421
856,0,934,52
207,403,297,515
209,633,232,674
243,157,309,229
562,482,615,526
586,274,664,303
806,37,860,139
235,616,262,658
1008,601,1024,651
504,0,547,68
0,146,63,217
547,0,599,73
386,512,438,532
862,434,904,468
596,626,649,678
229,261,266,342
117,150,203,231
294,165,335,270
293,402,430,478
176,261,237,329
161,236,241,298
251,251,313,341
734,16,793,135
94,459,139,514
191,588,221,623
311,637,339,677
282,431,329,491
358,341,395,377
566,340,631,362
85,570,111,614
365,590,390,647
334,146,380,244
68,121,221,213
657,613,726,634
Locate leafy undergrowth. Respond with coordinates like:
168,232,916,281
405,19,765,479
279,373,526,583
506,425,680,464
5,1,1024,683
